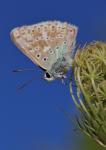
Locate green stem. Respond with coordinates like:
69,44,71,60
91,78,99,102
70,82,80,109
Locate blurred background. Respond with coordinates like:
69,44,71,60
0,0,106,150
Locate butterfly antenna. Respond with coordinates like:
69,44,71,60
13,68,36,73
17,76,36,90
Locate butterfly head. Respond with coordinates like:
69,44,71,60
44,72,55,81
44,71,67,82
44,56,72,81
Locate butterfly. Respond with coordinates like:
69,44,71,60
11,21,78,82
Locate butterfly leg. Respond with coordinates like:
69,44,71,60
61,75,67,84
63,75,67,78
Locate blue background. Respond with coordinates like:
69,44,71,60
0,0,106,150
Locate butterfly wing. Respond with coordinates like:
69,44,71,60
54,23,78,59
11,21,77,71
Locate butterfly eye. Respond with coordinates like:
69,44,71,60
44,72,54,81
45,72,51,78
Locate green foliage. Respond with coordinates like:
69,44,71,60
80,136,106,150
70,41,106,148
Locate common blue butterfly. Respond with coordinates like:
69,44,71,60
11,21,78,82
